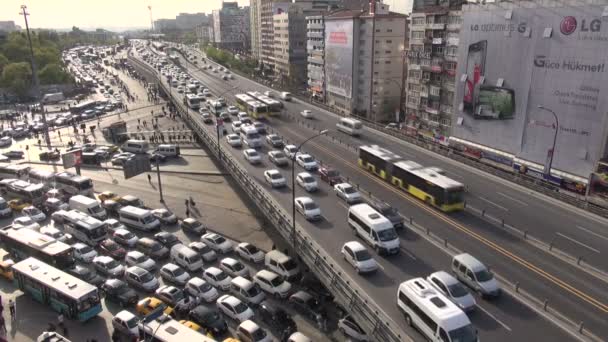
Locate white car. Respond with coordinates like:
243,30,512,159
427,271,476,312
113,228,139,247
72,242,98,263
12,216,40,230
186,277,219,303
237,112,249,122
300,110,313,119
226,134,242,147
243,149,262,164
264,169,286,188
220,257,250,278
40,226,70,242
216,295,254,322
268,151,289,167
263,91,274,98
227,106,239,115
105,219,126,234
338,315,369,341
253,270,292,298
189,241,218,262
294,197,322,221
232,121,243,133
295,154,318,171
159,263,191,286
235,242,265,263
22,206,46,222
334,183,362,204
341,241,378,274
204,266,233,291
202,89,211,96
125,251,156,272
93,255,125,278
201,233,233,253
283,144,298,159
296,172,318,192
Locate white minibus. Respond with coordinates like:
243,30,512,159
119,206,160,232
336,118,363,136
122,140,149,154
347,203,399,255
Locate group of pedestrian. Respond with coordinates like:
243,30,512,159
0,298,16,335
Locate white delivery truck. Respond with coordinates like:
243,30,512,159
69,195,107,220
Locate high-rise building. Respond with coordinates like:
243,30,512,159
250,0,262,61
260,1,292,71
405,0,464,138
322,1,407,122
306,15,326,101
273,4,312,86
0,21,18,32
153,19,178,32
213,2,251,52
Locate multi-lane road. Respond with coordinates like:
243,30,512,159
134,44,607,341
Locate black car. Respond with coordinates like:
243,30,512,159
101,279,139,307
154,232,181,248
258,301,297,334
188,305,228,335
3,150,24,159
39,151,60,161
288,291,326,321
66,265,105,287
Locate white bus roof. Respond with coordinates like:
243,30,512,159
410,167,463,190
29,169,56,177
393,160,423,172
140,316,215,342
12,257,97,300
120,205,150,216
340,117,362,124
349,204,393,228
359,145,402,162
399,278,472,331
1,228,72,257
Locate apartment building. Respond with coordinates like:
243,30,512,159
323,1,407,122
260,1,292,71
250,0,262,61
405,0,463,138
273,5,311,86
213,2,251,52
175,13,208,30
306,15,326,100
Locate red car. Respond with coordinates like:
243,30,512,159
319,166,342,186
99,239,127,260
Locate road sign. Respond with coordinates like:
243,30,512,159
61,150,82,169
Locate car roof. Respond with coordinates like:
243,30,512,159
239,319,260,332
295,196,314,204
298,172,312,177
453,253,485,271
127,266,147,275
188,277,205,286
221,257,239,266
266,169,280,175
205,266,222,275
183,218,197,224
127,250,145,257
291,290,313,301
115,310,136,321
163,263,180,271
344,241,366,252
429,270,458,285
256,269,278,280
105,278,125,287
219,294,240,306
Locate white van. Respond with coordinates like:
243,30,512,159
155,144,181,157
170,244,203,272
336,118,363,136
348,203,400,255
230,276,265,305
240,126,262,148
69,195,107,220
119,206,160,232
264,250,300,282
280,92,292,101
397,278,478,342
122,140,149,154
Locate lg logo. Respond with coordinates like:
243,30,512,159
560,16,601,35
560,16,577,35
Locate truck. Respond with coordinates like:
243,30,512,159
102,121,128,144
42,93,65,104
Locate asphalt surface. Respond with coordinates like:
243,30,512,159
131,45,590,341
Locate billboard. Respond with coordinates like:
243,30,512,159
325,19,354,98
452,5,608,178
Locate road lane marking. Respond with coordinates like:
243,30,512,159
575,225,608,242
448,171,465,179
556,232,600,254
400,247,417,260
497,192,529,206
478,196,509,211
476,304,512,332
376,263,385,271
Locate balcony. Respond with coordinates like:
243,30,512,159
409,64,421,71
307,23,323,30
444,54,458,63
447,23,461,31
406,102,420,110
432,38,443,45
408,78,420,85
425,106,440,115
427,23,446,30
308,56,323,64
446,37,459,46
307,32,323,39
431,64,443,73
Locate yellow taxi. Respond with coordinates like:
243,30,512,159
98,191,119,202
223,338,241,342
179,320,204,333
136,297,174,317
0,249,14,281
8,198,31,211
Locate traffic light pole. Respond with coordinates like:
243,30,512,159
156,156,164,203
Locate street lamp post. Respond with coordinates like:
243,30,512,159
291,130,328,252
537,105,559,175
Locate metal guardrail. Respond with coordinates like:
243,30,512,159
127,54,413,342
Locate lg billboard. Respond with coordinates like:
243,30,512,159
452,5,608,178
324,19,354,98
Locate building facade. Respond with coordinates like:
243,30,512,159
176,13,208,30
324,1,408,122
0,21,18,32
306,15,326,101
250,0,262,61
195,23,214,44
260,1,292,71
405,0,464,138
153,19,177,33
273,5,310,87
213,2,251,52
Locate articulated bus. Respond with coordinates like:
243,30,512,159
358,145,465,212
235,94,268,119
0,227,74,269
28,169,56,189
55,172,94,197
247,91,282,116
185,94,201,110
12,257,102,322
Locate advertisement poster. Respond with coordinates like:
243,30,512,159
452,5,608,178
324,19,354,98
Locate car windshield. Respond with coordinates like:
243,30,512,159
251,328,268,340
354,249,372,261
232,262,244,271
327,170,339,177
125,316,138,329
301,156,313,163
380,206,397,216
150,243,162,251
247,285,261,297
123,232,135,239
28,207,42,215
203,311,220,323
161,211,172,218
90,205,104,213
79,245,93,254
106,242,119,251
215,271,228,281
142,215,156,224
273,152,285,159
303,176,314,183
282,259,298,271
377,228,398,242
199,282,212,292
248,151,259,157
106,260,119,269
448,324,477,342
447,283,469,298
173,268,185,276
343,186,357,194
116,284,131,295
213,236,226,244
234,302,248,313
269,276,283,287
303,202,318,210
244,245,259,254
271,173,282,179
474,269,493,282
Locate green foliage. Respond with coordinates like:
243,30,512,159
1,62,32,98
203,46,256,76
39,63,71,85
0,54,8,74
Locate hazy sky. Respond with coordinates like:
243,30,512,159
2,0,410,30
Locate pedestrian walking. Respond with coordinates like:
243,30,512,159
8,300,14,320
147,174,152,183
0,315,6,334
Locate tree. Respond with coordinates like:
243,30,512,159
0,54,8,74
1,33,29,62
34,46,61,68
1,62,32,99
39,63,70,85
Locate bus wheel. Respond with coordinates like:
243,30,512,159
405,313,412,326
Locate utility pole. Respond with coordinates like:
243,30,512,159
21,5,51,149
